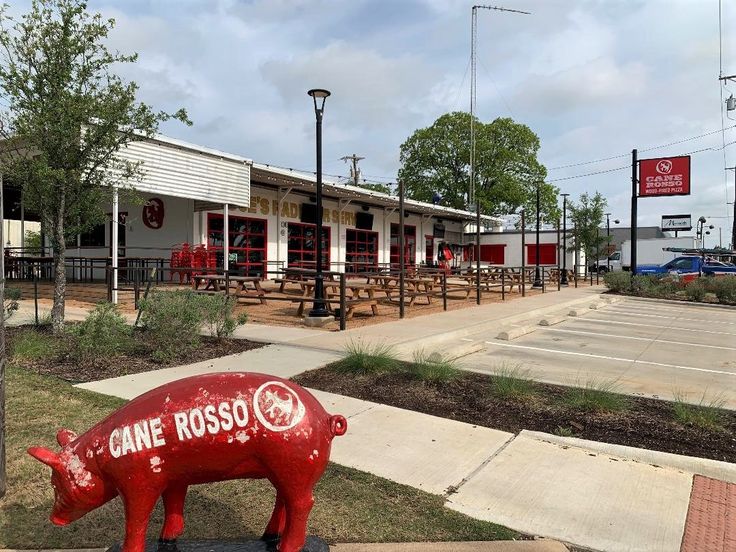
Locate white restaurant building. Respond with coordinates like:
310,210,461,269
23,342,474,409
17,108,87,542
55,133,505,298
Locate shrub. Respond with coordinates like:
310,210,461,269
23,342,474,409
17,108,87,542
407,349,461,384
672,390,726,430
334,341,399,375
684,279,708,302
602,271,631,293
490,363,536,400
139,290,204,362
10,328,56,361
3,287,20,322
200,295,247,339
711,277,736,305
561,379,629,413
69,302,132,359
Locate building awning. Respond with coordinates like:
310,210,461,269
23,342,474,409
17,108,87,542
251,163,502,225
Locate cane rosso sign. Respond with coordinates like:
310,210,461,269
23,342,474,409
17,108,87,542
638,156,691,197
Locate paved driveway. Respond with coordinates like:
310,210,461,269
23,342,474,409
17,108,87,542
464,297,736,409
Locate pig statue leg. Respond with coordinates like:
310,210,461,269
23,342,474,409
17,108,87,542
121,490,159,552
159,485,188,544
261,491,286,544
278,487,315,552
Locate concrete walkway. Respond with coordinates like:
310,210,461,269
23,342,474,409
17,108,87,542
77,340,736,552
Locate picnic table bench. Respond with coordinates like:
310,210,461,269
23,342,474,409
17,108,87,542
294,280,380,319
191,274,268,304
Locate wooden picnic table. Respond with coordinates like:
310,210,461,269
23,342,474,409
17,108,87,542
365,275,436,306
295,280,380,319
276,268,337,292
191,274,268,304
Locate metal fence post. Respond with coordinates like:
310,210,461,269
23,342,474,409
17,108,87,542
33,261,39,325
442,272,447,311
339,273,346,331
501,268,506,301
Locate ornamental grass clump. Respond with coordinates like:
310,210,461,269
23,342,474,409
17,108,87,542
711,277,736,305
489,363,536,400
672,390,727,430
407,349,461,384
561,378,629,413
334,341,399,375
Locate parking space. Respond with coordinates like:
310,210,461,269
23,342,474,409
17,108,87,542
464,297,736,409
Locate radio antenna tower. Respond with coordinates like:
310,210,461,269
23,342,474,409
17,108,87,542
470,4,530,305
341,154,365,186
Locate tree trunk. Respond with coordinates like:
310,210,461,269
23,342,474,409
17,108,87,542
51,213,66,334
0,178,5,498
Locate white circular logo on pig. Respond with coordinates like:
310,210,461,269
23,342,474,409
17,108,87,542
253,381,305,432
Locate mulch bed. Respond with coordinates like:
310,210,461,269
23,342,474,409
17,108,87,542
6,326,266,383
293,367,736,464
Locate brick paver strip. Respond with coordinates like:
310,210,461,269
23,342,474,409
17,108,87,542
680,475,736,552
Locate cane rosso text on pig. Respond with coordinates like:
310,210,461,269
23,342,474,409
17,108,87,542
108,399,250,458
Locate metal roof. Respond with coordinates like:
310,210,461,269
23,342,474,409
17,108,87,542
251,163,502,224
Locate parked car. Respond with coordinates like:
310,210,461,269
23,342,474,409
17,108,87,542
636,256,736,282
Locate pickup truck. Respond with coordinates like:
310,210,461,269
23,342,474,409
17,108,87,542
636,256,736,282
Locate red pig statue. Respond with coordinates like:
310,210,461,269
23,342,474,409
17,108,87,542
28,372,347,552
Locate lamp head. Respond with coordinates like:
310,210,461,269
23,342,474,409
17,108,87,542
698,216,707,223
308,89,331,115
614,219,620,224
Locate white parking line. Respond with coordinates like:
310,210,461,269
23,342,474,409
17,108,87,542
582,317,736,336
541,327,736,351
599,309,736,325
484,341,736,377
612,302,736,319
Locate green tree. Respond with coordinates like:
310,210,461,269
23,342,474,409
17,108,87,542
568,192,608,273
0,0,190,333
398,112,560,222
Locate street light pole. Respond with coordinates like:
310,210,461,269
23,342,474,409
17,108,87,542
560,193,570,286
532,181,543,288
605,212,611,272
307,88,331,318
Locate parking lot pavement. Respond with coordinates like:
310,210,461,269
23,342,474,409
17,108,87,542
463,297,736,409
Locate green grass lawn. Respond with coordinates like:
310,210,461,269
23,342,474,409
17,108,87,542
0,365,517,547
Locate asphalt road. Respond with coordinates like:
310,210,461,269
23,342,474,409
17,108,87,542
464,296,736,409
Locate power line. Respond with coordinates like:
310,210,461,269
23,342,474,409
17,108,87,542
546,140,736,184
547,125,736,170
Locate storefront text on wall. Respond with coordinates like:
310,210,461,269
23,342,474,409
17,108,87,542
239,196,356,227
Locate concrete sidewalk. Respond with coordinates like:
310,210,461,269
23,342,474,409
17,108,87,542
78,341,736,552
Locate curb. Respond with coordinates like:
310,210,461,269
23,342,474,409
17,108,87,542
497,325,536,341
521,430,736,483
331,541,569,551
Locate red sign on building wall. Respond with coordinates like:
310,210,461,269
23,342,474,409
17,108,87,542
638,156,691,197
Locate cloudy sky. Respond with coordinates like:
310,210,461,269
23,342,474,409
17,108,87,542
19,0,736,236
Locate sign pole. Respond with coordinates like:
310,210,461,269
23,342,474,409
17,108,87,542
630,149,638,275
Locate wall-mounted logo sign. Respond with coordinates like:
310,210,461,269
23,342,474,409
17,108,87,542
639,156,691,197
142,198,165,229
661,214,692,231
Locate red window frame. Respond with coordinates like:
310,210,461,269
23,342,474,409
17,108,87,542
287,222,330,268
480,244,505,264
526,244,557,265
390,223,416,267
346,229,378,274
207,213,268,276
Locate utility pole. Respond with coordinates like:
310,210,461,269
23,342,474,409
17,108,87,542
726,167,735,250
341,154,365,186
470,4,530,304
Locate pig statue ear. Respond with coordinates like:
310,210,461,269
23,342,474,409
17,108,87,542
28,446,62,470
56,428,78,446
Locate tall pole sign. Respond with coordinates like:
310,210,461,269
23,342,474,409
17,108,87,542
630,153,691,274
